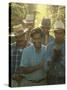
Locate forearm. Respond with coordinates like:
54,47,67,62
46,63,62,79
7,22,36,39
16,64,42,74
22,66,38,74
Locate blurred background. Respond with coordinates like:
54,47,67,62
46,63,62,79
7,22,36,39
9,3,65,43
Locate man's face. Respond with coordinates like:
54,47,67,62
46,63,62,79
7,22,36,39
32,33,41,49
15,34,27,47
42,27,50,34
54,29,64,42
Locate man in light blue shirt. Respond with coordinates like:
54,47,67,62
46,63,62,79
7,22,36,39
19,28,47,86
20,44,46,81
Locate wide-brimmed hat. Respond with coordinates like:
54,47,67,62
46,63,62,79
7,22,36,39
12,24,28,37
53,20,64,31
23,14,34,24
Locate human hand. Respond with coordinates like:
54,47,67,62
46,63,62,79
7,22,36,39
38,60,45,68
12,73,24,81
53,48,62,58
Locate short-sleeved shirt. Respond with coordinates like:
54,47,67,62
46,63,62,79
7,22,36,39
20,44,47,81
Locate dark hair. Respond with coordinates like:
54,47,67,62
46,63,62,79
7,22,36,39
31,27,42,38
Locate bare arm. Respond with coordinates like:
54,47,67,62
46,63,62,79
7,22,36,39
16,60,45,74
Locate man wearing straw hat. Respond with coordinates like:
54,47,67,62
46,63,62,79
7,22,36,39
47,20,65,84
22,14,34,42
11,24,31,87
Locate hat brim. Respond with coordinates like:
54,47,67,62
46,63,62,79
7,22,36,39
23,20,33,24
15,29,28,37
9,33,15,37
49,29,54,32
53,28,64,31
40,26,53,32
41,25,51,29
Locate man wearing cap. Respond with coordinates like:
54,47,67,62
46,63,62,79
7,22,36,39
18,28,47,86
47,20,65,84
41,18,54,50
11,24,31,87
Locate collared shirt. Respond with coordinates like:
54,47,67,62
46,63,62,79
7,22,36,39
11,41,32,75
41,31,54,51
47,40,65,77
20,44,47,81
11,43,23,74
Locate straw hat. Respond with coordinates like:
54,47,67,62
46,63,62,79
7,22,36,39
12,24,28,36
53,20,64,31
23,14,34,24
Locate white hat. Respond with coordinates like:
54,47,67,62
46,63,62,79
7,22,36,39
23,14,34,24
54,20,64,31
13,24,28,36
13,24,23,32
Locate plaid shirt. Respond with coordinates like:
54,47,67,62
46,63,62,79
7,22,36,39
11,42,32,75
11,43,23,74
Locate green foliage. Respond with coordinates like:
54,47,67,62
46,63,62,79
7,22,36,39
47,5,65,28
11,3,27,29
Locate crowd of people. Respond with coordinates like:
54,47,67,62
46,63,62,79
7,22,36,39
10,15,65,87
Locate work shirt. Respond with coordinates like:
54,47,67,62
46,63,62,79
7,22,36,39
47,40,65,78
20,44,47,81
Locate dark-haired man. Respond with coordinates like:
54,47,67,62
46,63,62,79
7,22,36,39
18,28,47,86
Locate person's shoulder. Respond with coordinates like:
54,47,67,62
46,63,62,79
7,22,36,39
49,35,54,40
11,42,16,46
42,44,45,48
41,44,46,50
27,41,33,46
49,35,55,44
11,42,16,48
